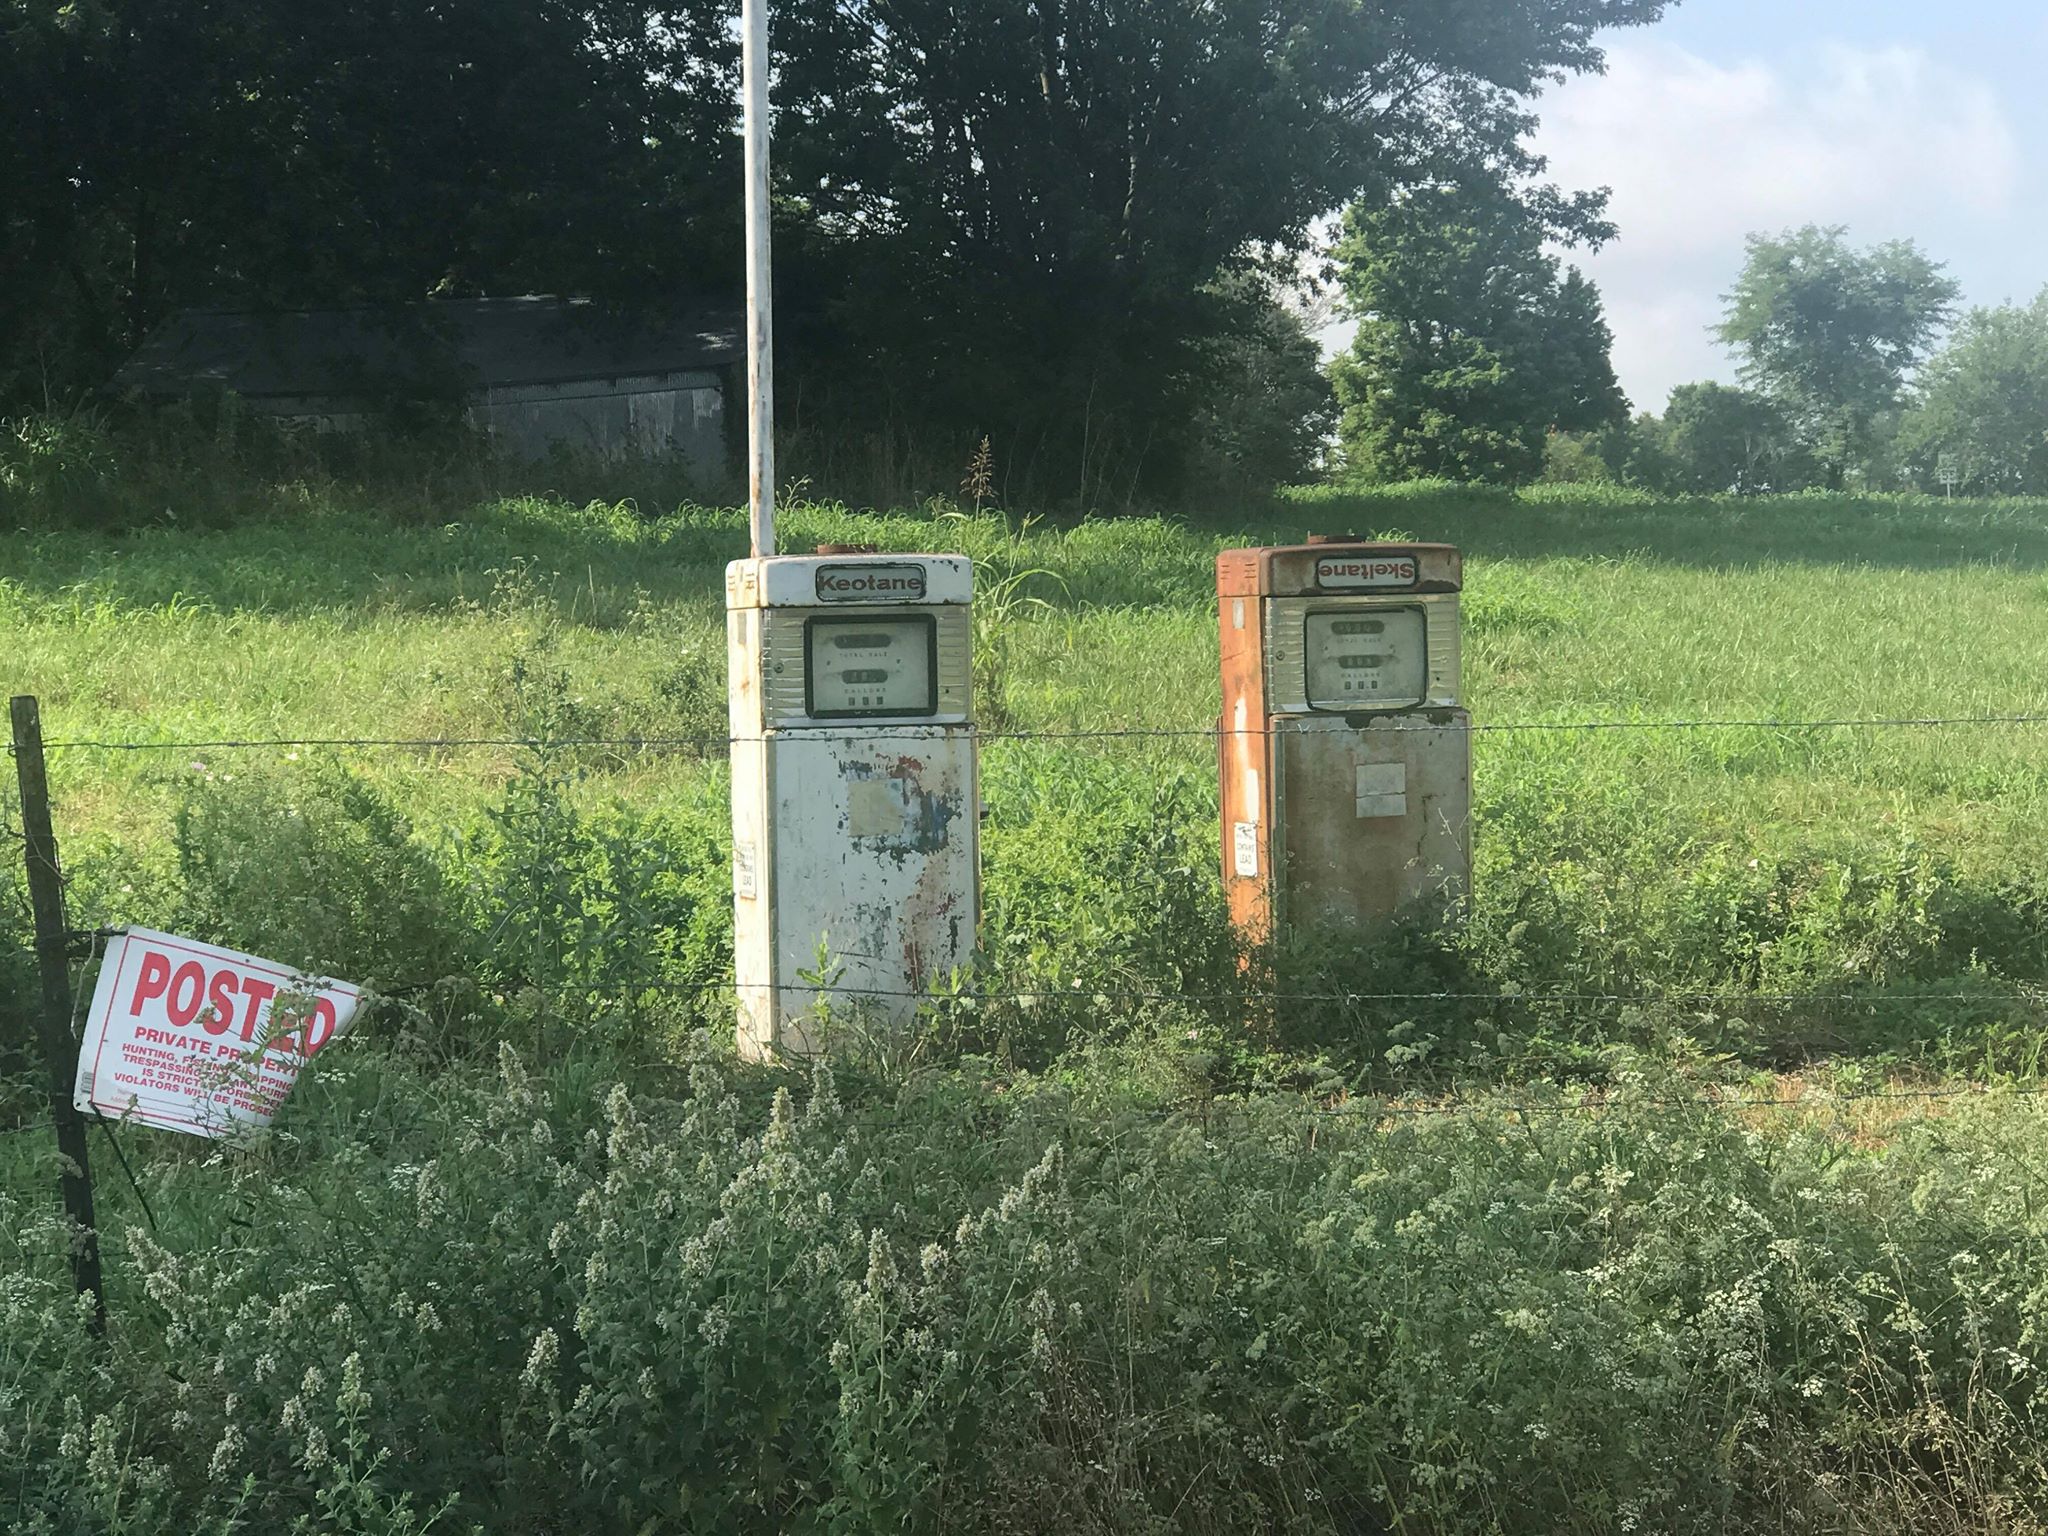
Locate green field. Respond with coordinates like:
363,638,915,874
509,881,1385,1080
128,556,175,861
8,459,2048,1072
7,429,2048,1531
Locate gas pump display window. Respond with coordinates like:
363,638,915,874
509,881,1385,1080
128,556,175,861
1303,608,1427,711
804,615,938,718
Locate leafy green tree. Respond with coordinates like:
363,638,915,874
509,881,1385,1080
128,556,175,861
1899,292,2048,494
1656,381,1814,494
1540,428,1615,485
769,0,1669,501
1330,180,1628,484
1715,226,1958,488
1184,273,1337,497
1541,414,1677,489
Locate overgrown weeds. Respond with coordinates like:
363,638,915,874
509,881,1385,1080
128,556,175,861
7,1048,2048,1532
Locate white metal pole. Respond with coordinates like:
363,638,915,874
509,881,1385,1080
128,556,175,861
743,0,775,557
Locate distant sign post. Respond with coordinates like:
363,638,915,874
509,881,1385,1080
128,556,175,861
74,928,361,1140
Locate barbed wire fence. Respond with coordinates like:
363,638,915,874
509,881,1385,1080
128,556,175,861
3,697,2047,1331
6,706,2048,1133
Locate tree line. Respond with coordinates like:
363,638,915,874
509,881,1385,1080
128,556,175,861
20,3,2021,506
1334,205,2045,498
1,0,1674,507
1546,225,2008,496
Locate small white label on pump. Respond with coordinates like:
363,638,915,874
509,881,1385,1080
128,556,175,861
1356,762,1408,818
815,564,928,602
1316,554,1417,589
1233,821,1259,878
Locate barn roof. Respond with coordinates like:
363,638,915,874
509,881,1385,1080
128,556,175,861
114,296,742,400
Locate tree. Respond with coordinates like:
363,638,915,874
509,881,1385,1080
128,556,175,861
1656,381,1813,494
767,0,1669,501
1184,272,1337,497
1541,413,1677,489
1330,179,1628,484
4,0,1676,504
1715,226,1958,488
1899,292,2048,494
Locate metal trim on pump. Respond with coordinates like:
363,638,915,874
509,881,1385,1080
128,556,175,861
1264,596,1460,716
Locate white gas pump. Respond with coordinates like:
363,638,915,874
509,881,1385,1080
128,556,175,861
727,547,980,1059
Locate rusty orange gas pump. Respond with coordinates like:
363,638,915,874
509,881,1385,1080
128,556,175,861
1217,536,1471,946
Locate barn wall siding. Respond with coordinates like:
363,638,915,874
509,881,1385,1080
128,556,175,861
472,372,726,472
234,372,731,483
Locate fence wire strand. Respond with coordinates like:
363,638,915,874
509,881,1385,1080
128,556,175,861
552,975,2044,1010
11,711,2048,755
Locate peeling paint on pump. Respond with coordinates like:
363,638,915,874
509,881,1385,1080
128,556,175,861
839,756,964,860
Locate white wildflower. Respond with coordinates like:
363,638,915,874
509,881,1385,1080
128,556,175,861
207,1424,245,1482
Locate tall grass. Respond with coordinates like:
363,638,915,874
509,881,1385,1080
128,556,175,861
5,419,2046,1075
7,1046,2048,1533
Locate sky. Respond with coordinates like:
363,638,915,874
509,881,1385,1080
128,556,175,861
1326,1,2048,415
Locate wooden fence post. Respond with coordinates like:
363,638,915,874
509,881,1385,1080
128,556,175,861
10,696,106,1336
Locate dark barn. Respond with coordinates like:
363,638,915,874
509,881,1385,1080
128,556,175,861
116,296,742,481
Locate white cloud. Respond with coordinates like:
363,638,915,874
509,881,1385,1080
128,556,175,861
1533,39,2020,411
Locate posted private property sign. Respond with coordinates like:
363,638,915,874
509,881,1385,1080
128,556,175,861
73,928,362,1139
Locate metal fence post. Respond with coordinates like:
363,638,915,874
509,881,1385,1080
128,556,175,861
10,697,106,1336
742,0,775,558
